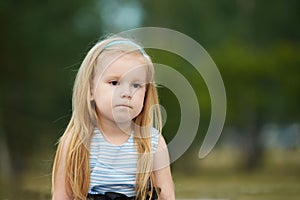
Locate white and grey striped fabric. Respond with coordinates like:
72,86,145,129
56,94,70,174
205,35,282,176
88,127,159,196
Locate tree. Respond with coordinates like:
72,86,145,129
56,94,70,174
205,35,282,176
0,0,100,180
141,0,300,169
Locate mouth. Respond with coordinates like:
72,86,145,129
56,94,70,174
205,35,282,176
115,104,132,109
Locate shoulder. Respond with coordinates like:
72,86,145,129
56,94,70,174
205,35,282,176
90,128,102,143
150,127,160,138
150,127,160,151
150,127,168,153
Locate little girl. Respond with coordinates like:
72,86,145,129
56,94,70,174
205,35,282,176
52,36,175,200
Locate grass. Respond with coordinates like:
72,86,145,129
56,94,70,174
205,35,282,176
1,148,299,199
173,148,300,200
174,168,299,200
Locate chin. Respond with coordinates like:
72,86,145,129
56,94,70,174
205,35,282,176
113,116,133,124
112,111,138,124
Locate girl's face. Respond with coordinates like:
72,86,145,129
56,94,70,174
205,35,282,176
93,53,148,126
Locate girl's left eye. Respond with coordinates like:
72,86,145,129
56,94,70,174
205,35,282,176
132,83,142,88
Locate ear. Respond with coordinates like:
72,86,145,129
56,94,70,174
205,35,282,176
89,86,94,101
90,73,97,98
90,93,94,101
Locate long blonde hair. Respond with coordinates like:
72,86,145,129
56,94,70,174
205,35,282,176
52,36,162,200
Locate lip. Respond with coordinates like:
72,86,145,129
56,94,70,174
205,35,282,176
115,104,132,109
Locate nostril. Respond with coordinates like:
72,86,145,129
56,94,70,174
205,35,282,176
121,91,132,99
120,86,133,99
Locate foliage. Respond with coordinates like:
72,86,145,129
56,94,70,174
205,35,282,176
0,0,299,181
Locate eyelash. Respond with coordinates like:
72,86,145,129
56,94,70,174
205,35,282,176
109,80,119,86
108,81,143,88
132,83,142,88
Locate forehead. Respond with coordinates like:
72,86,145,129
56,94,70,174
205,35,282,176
100,53,148,79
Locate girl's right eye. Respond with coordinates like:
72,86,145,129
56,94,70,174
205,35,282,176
109,80,119,86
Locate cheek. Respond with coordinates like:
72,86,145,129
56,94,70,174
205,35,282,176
135,90,146,107
94,87,113,108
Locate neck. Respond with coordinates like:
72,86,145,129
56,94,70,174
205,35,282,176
97,117,133,140
100,121,132,135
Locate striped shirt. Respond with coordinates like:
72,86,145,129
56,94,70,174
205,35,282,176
88,127,160,196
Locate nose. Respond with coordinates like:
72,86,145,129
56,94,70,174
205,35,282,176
120,84,132,99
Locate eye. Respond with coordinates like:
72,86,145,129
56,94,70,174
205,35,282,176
109,80,119,86
132,83,142,88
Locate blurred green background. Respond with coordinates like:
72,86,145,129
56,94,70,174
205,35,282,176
0,0,299,199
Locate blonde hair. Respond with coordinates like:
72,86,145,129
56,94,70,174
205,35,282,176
52,36,162,200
